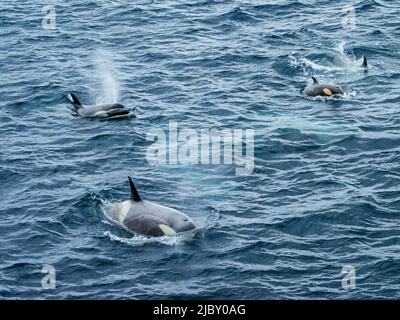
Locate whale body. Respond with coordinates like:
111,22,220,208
305,77,344,97
67,93,132,119
111,177,197,237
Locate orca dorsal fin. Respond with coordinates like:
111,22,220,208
67,93,82,108
311,76,318,84
128,176,142,202
362,56,368,69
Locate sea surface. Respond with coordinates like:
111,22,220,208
1,0,400,299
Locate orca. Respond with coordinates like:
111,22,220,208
111,177,198,237
67,93,132,120
361,56,368,70
305,77,344,97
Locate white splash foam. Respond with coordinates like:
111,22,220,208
333,42,365,72
205,208,220,230
104,231,183,247
289,42,366,75
289,54,340,73
334,41,346,55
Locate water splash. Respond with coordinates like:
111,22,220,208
334,41,366,72
289,42,367,76
104,231,185,247
334,41,347,56
93,50,120,104
289,54,341,74
204,207,220,231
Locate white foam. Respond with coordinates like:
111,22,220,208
289,54,340,73
93,111,108,118
104,231,184,247
289,42,366,75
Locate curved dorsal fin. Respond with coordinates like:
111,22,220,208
128,176,142,202
362,56,368,69
67,93,82,108
311,76,318,84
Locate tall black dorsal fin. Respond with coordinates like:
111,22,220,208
67,93,82,108
362,56,368,69
128,176,142,202
311,76,318,84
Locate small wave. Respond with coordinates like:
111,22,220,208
201,6,260,25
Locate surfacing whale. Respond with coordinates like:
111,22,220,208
67,93,132,120
305,77,344,97
111,177,198,237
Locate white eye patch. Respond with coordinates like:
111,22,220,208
93,111,108,117
159,224,176,236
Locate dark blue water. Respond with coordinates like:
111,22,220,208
1,0,400,299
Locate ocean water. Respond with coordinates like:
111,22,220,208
1,0,400,299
